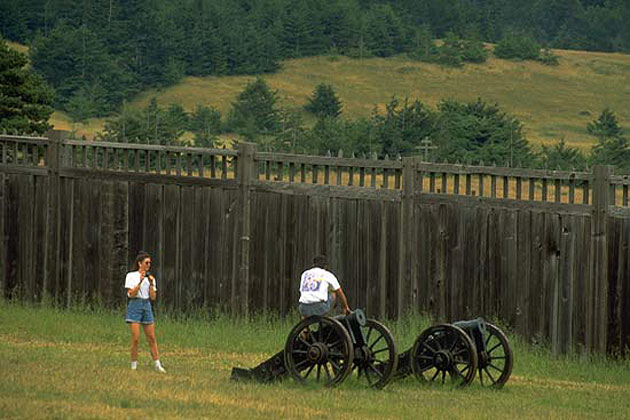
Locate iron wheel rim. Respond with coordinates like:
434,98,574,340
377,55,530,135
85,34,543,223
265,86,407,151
284,316,353,387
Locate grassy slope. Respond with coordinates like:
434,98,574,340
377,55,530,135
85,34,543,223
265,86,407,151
128,49,630,151
7,40,629,150
2,302,630,419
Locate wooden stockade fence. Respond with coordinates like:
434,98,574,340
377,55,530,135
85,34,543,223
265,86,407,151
1,130,630,356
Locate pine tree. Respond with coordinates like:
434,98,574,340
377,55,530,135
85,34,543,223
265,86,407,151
304,84,343,119
0,38,53,134
227,77,280,138
540,138,586,170
587,108,623,140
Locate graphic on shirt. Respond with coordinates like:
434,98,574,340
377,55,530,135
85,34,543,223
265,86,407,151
300,273,323,292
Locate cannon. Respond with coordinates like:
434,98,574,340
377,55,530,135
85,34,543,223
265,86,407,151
395,318,513,388
231,309,398,389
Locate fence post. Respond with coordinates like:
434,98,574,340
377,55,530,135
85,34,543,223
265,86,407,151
44,130,68,305
587,165,611,354
235,142,256,316
399,157,419,319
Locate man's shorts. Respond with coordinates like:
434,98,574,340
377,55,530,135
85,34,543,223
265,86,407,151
299,292,334,317
126,299,155,324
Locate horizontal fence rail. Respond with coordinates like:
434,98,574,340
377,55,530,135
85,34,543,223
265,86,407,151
60,140,237,180
255,152,403,190
415,163,593,205
0,134,50,169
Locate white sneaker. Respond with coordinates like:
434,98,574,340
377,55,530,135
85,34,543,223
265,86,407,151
131,361,138,370
155,364,166,373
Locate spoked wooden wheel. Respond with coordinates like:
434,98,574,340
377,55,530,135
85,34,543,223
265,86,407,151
352,319,398,389
410,324,478,386
477,323,513,388
284,316,353,387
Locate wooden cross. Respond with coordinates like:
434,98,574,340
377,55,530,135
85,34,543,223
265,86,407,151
418,137,437,162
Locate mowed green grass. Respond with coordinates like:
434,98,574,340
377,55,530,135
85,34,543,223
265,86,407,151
1,301,630,419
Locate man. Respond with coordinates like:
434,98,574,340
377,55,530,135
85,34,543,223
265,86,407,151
298,255,351,317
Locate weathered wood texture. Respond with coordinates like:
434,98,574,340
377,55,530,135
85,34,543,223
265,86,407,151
1,134,630,355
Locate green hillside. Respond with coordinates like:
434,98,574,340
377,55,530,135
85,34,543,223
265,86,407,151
42,48,630,150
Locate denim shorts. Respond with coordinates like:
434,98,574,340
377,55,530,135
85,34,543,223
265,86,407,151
126,299,154,324
299,292,334,317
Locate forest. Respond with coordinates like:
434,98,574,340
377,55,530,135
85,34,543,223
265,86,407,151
1,0,629,117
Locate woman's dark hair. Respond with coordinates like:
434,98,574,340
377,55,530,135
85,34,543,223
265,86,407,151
133,251,151,270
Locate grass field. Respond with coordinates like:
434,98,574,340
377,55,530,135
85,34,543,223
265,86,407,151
1,301,630,419
101,49,630,151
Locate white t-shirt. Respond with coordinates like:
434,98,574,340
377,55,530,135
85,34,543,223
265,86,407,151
299,267,340,304
125,271,157,299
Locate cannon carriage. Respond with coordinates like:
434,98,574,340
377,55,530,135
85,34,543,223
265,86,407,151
231,309,398,388
232,312,513,390
396,318,514,388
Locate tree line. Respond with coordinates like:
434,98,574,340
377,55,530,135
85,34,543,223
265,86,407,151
1,0,629,119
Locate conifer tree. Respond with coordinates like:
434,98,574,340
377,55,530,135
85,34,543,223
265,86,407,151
304,84,343,119
0,39,53,134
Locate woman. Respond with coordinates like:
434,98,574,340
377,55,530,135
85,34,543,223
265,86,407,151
125,251,166,373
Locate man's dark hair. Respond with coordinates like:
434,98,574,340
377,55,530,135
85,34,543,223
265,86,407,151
313,255,327,268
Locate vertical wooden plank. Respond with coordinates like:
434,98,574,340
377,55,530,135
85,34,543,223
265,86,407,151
503,176,509,199
465,173,471,195
161,184,179,312
97,181,115,306
0,172,4,297
208,155,215,178
191,186,207,308
17,175,35,301
619,219,630,355
529,211,544,341
112,181,129,308
491,175,497,198
540,213,557,342
555,179,562,202
236,142,255,316
505,210,518,326
32,176,46,301
587,165,610,354
399,157,418,319
3,175,19,299
516,210,531,337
